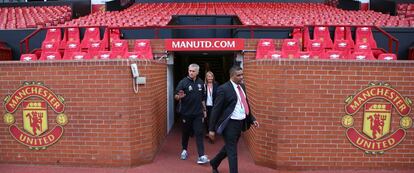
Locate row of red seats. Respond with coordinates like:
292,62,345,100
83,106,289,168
21,39,153,61
397,3,414,18
276,27,381,59
256,39,396,60
256,39,397,60
42,27,120,50
291,26,378,50
59,2,414,28
0,6,71,30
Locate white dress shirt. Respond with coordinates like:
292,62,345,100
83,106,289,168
206,84,213,106
230,80,247,120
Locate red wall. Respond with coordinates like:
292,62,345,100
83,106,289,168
243,59,414,170
0,60,167,167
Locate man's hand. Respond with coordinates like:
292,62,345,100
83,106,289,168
208,131,215,141
253,121,259,128
175,90,186,100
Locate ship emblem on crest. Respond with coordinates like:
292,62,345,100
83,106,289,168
3,81,68,150
342,82,413,154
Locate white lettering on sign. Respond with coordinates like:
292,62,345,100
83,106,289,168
172,41,236,49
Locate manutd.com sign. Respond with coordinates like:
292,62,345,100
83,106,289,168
165,39,244,51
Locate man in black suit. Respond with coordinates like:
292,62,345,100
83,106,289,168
208,66,259,173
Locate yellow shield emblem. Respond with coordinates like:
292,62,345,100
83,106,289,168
363,103,391,140
22,101,48,136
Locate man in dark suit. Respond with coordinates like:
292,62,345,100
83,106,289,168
208,66,259,173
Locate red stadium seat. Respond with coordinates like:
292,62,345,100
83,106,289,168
313,26,333,48
133,39,153,59
355,27,377,48
60,27,80,48
110,40,128,59
256,39,276,59
349,52,376,60
324,50,343,60
40,41,60,59
62,41,81,60
102,28,121,49
297,51,311,60
334,27,354,45
20,54,37,61
71,52,91,60
39,51,62,61
41,41,59,52
96,51,112,60
124,52,142,60
281,39,300,59
80,27,101,49
266,50,284,59
378,53,397,60
333,40,353,58
87,41,105,59
354,42,374,56
291,27,310,48
306,39,325,59
44,28,61,42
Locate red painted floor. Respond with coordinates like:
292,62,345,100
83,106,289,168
1,126,413,173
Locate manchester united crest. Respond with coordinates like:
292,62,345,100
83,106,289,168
3,82,68,150
342,82,413,154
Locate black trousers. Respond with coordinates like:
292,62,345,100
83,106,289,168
181,115,205,157
204,106,213,134
210,119,243,173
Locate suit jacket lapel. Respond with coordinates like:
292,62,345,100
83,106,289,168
227,81,237,98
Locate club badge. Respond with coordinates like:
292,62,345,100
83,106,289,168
3,82,68,150
342,82,412,154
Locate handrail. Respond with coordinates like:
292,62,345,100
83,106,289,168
374,26,399,53
19,28,41,54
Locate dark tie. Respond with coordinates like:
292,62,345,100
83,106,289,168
237,85,249,115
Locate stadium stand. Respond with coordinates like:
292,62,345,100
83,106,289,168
397,3,414,27
60,3,414,28
0,6,71,29
7,2,410,61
